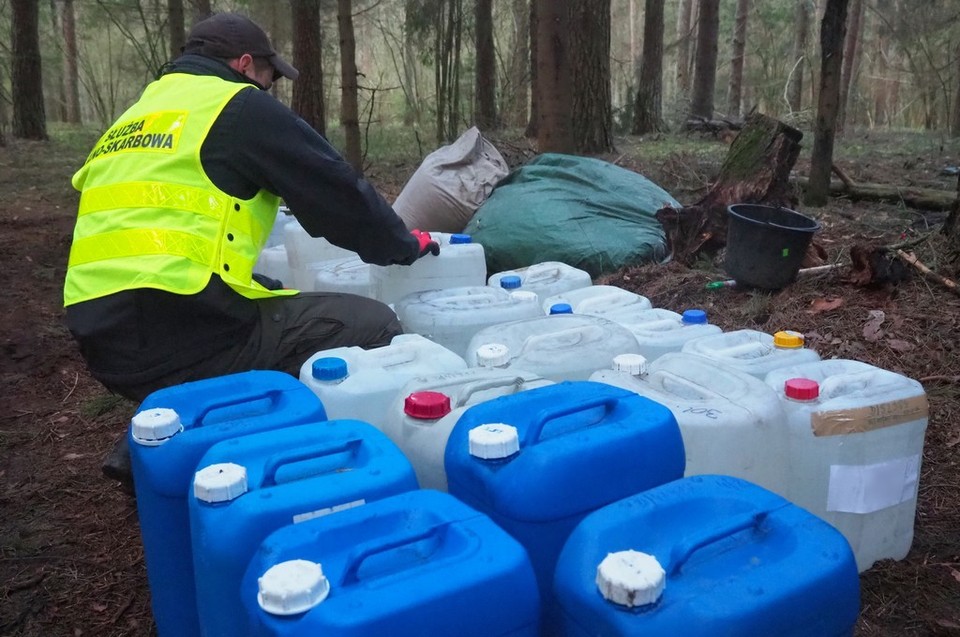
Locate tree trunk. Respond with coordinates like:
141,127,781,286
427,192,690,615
786,0,811,113
656,113,803,264
631,0,664,134
525,0,539,137
726,0,749,118
837,0,863,134
570,0,613,154
536,0,573,153
169,0,185,61
474,0,498,129
60,0,80,123
338,0,363,172
507,0,529,128
805,0,849,207
12,0,48,140
189,0,211,24
674,0,692,95
872,0,894,127
689,0,719,120
952,42,960,138
292,0,326,137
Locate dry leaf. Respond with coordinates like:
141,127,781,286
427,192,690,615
808,298,844,314
62,453,87,461
886,339,915,352
863,310,885,342
91,602,107,613
950,568,960,584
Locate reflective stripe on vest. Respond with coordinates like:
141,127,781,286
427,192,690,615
64,73,295,306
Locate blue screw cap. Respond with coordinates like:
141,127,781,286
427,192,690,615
499,275,522,290
681,309,708,324
311,357,348,381
450,234,472,244
549,303,573,315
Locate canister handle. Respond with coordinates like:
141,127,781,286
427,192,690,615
652,370,725,401
194,389,283,426
520,325,605,354
261,438,362,486
453,377,528,408
341,523,451,584
527,394,622,444
818,371,882,401
668,510,770,575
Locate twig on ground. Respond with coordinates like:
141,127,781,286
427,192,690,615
918,375,960,383
895,250,960,296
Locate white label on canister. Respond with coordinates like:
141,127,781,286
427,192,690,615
292,499,365,524
826,455,920,514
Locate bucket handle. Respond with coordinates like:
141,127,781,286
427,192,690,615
519,325,605,354
668,510,770,576
341,523,452,584
260,438,362,487
452,377,528,408
193,389,283,427
527,394,623,444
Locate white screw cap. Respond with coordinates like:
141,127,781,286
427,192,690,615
596,550,665,608
612,353,648,376
469,423,520,460
193,463,249,503
509,290,538,302
258,559,330,616
131,408,183,446
476,343,510,368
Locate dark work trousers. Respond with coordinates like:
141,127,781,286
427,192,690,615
92,292,403,403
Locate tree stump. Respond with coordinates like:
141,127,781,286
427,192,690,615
657,112,803,265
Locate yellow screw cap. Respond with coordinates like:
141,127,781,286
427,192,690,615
773,330,805,348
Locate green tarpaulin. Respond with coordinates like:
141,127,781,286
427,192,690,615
465,153,677,278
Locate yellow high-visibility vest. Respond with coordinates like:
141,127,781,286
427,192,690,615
64,73,296,306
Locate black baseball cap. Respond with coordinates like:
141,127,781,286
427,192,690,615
183,12,299,81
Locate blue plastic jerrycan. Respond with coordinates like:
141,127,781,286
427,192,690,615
190,420,419,637
128,370,326,637
444,381,685,613
554,475,860,637
242,489,541,637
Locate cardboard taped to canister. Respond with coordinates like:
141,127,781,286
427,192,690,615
811,394,929,437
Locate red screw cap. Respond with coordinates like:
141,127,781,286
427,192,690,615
403,391,452,419
785,378,820,400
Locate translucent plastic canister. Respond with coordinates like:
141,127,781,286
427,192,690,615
283,220,356,291
554,475,860,637
764,359,928,572
465,314,642,381
254,244,292,288
591,352,788,494
601,307,723,362
395,286,543,357
541,284,652,317
382,367,553,491
681,328,820,378
128,371,327,637
445,381,685,614
487,261,592,302
312,255,373,298
242,490,541,637
298,333,467,432
370,233,487,305
189,421,418,637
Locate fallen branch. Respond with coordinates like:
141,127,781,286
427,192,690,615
792,177,956,211
895,250,960,296
831,163,855,189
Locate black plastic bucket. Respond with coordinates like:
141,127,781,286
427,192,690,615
724,204,820,290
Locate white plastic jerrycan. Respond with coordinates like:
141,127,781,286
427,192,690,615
591,352,788,494
541,284,652,318
254,244,291,289
681,329,820,379
601,307,724,362
370,232,487,305
395,286,543,358
764,359,929,572
312,255,373,298
488,262,592,303
466,314,642,382
382,368,553,491
284,219,356,291
298,333,467,431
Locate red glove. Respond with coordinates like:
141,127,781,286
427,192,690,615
411,229,440,257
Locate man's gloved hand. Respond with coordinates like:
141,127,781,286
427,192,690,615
411,229,440,258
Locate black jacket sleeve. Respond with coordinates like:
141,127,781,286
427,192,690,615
203,85,420,266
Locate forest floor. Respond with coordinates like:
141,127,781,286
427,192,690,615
1,125,959,636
